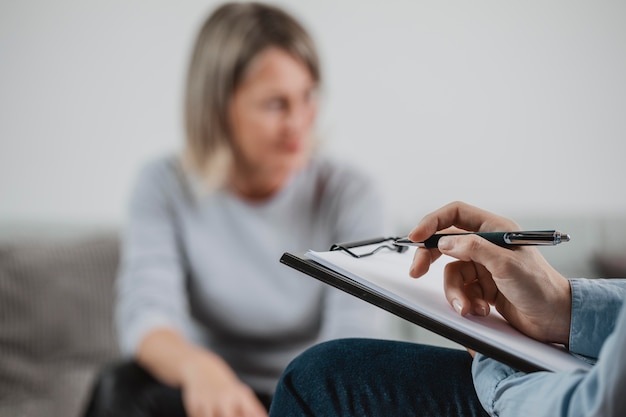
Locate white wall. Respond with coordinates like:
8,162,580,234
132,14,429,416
2,0,626,229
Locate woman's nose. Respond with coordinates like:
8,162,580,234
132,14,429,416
285,103,313,135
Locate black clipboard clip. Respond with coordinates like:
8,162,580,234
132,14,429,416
329,237,409,259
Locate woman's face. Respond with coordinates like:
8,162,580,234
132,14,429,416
228,47,318,179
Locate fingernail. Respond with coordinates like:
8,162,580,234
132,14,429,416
452,299,463,315
475,305,487,316
438,237,453,250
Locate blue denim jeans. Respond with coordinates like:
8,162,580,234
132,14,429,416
269,338,488,417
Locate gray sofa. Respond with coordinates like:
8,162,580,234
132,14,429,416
0,232,121,417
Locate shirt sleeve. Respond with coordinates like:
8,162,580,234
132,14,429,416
115,159,192,355
472,278,626,417
569,278,626,357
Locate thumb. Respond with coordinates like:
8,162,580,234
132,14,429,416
437,234,508,273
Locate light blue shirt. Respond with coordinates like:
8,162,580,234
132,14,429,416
473,278,626,416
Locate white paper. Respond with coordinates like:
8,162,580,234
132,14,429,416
306,245,591,373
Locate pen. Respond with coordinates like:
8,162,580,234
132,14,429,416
394,230,570,249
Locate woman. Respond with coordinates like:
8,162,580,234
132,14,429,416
85,3,388,417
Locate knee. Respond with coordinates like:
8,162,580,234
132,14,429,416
286,339,353,373
279,338,368,391
271,340,359,415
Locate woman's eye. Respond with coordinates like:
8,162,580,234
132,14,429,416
263,98,286,111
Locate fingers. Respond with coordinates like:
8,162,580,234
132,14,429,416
408,201,518,243
184,385,267,417
229,391,268,417
193,400,267,417
409,247,441,278
407,201,519,279
437,233,515,280
443,260,492,317
244,392,269,417
214,390,267,417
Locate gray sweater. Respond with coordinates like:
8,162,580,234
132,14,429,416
116,154,390,394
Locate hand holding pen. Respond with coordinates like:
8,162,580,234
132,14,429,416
395,230,570,249
407,202,573,344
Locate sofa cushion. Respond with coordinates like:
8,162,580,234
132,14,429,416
0,233,121,417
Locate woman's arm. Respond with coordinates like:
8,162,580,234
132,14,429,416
116,159,266,417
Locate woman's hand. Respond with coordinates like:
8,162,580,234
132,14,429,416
180,348,268,417
408,201,572,344
137,329,267,417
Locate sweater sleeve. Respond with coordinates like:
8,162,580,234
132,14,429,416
115,158,192,355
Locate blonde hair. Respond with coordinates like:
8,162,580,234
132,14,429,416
183,2,321,188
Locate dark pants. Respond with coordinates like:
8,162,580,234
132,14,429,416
268,338,489,417
83,361,273,417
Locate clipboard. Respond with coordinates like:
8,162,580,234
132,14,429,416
280,237,592,374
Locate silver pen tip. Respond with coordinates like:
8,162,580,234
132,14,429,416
558,232,571,243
